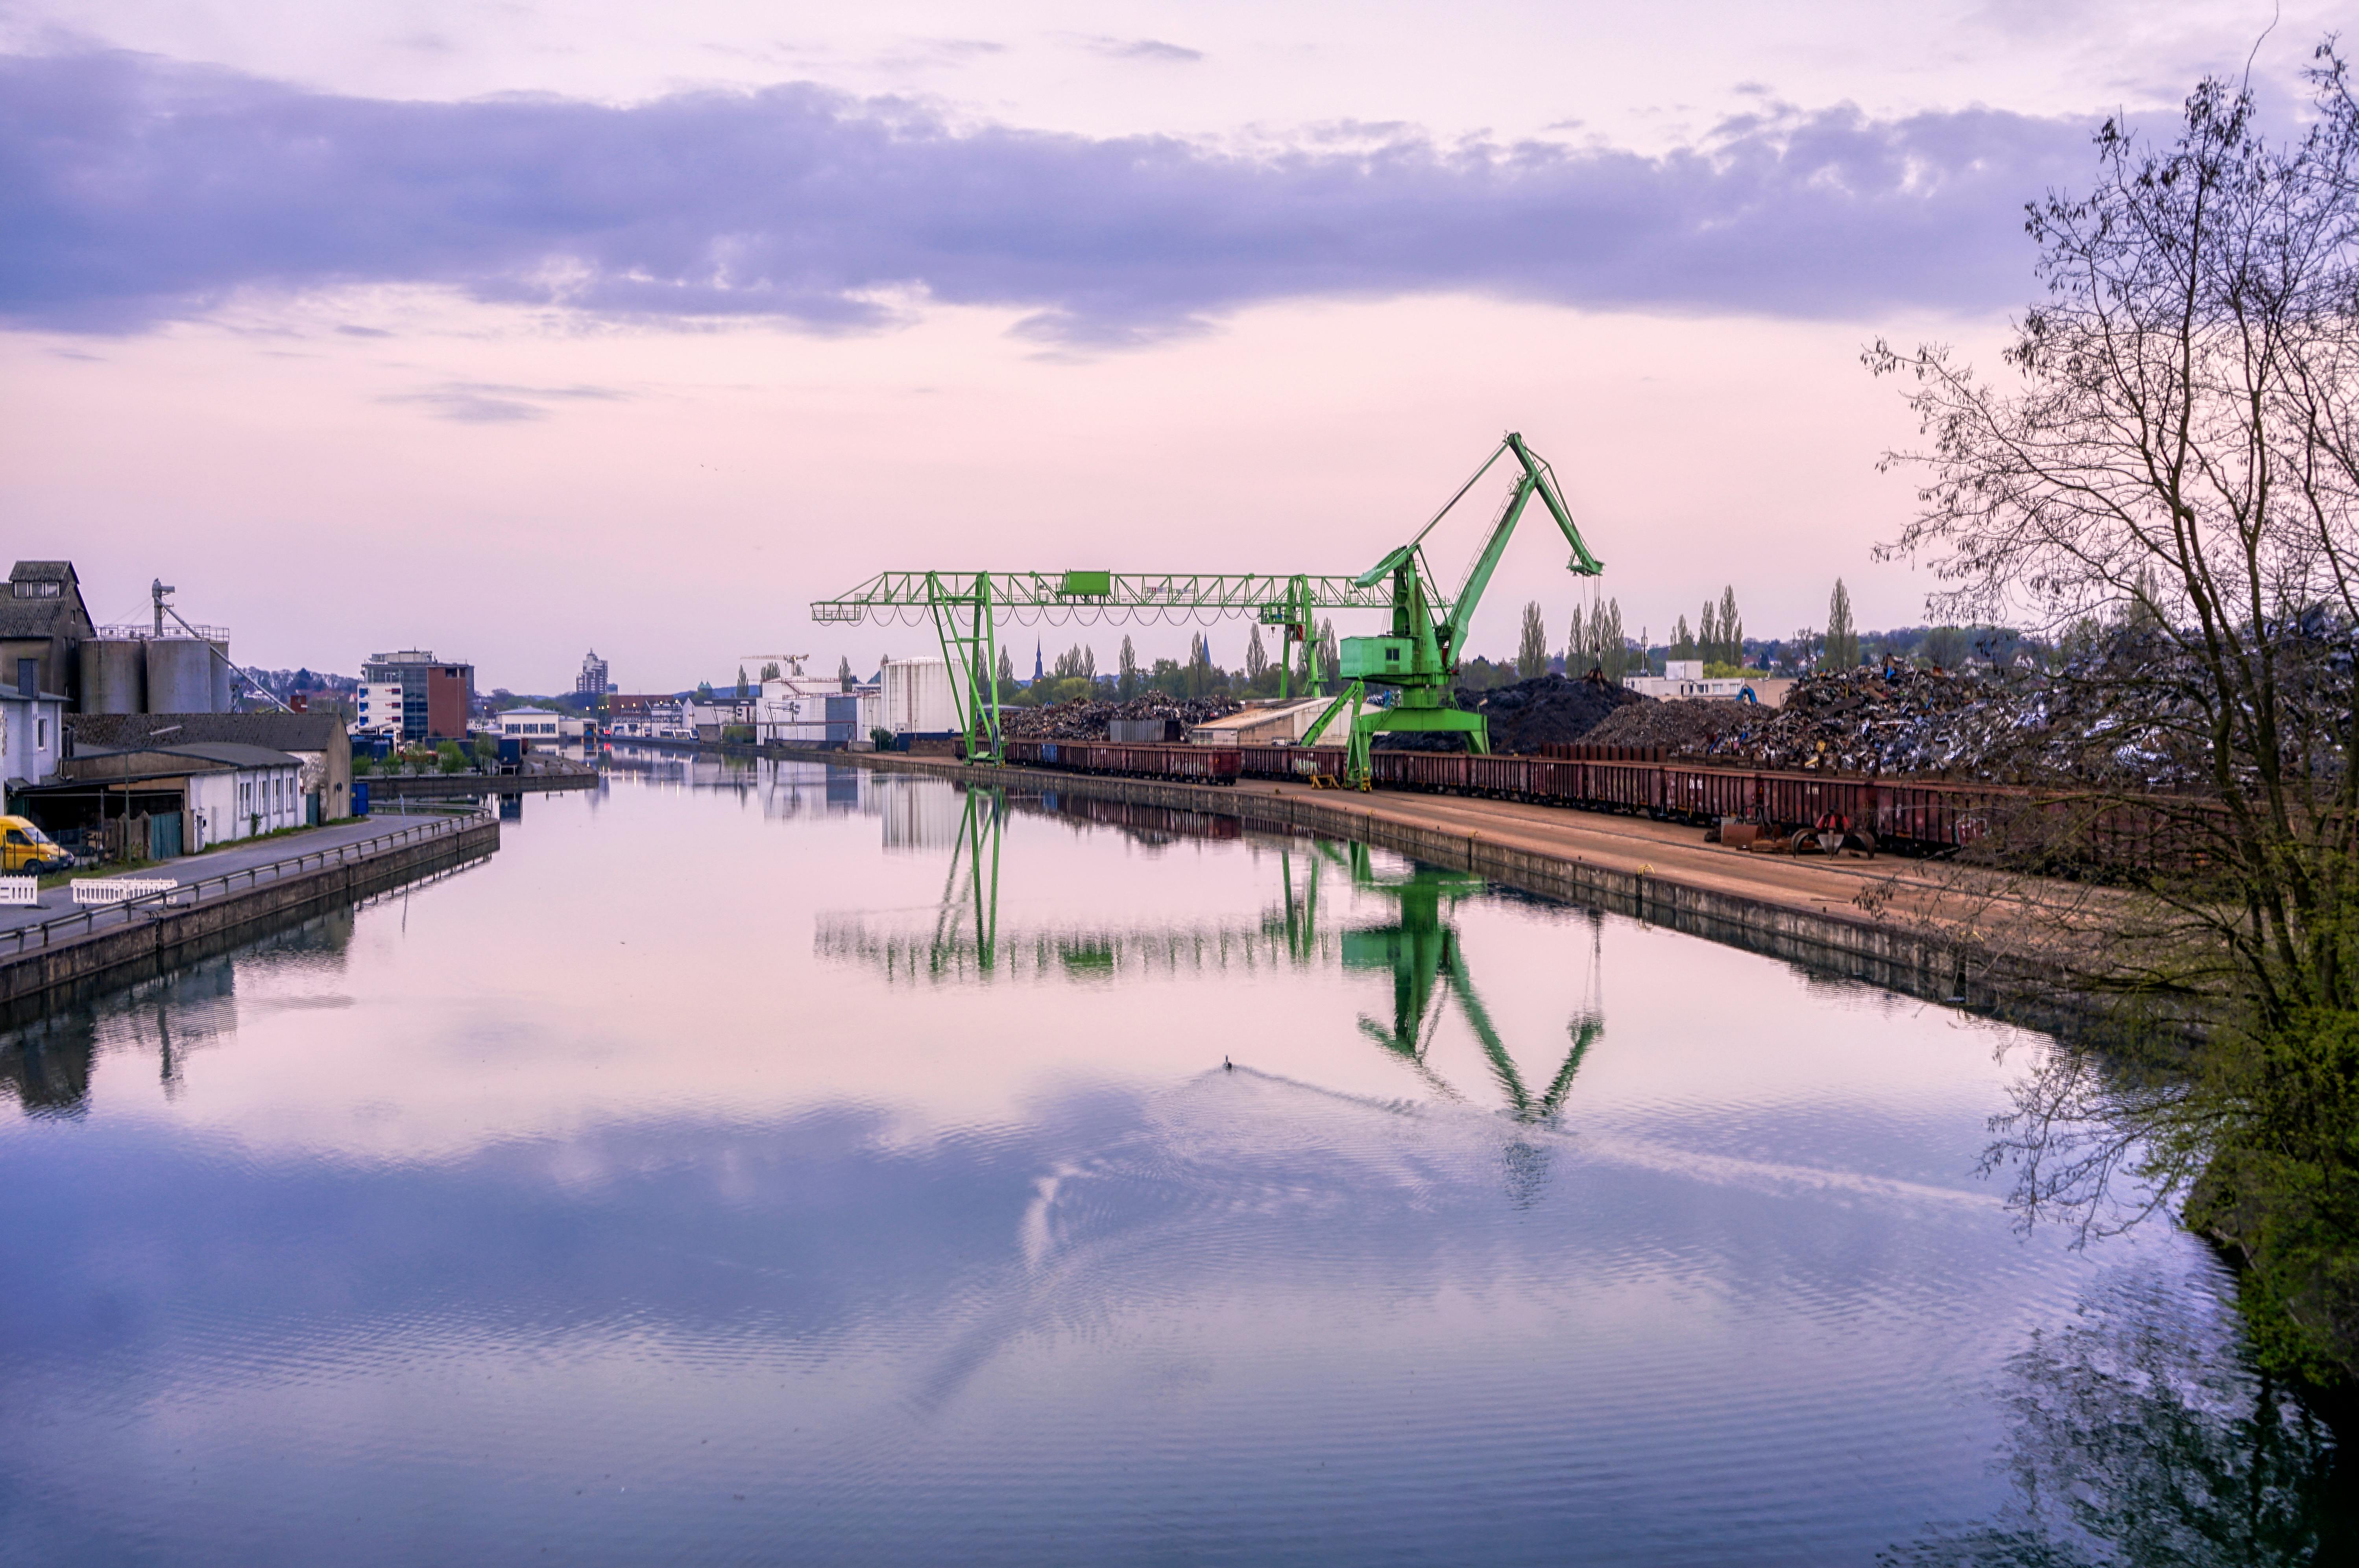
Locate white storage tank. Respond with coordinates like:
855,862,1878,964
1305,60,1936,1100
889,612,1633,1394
207,640,233,712
881,657,959,734
144,636,216,713
78,636,147,714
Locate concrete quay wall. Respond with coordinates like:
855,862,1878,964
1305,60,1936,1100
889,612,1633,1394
834,752,2119,1041
0,819,500,1022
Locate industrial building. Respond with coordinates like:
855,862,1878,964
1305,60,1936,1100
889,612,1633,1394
43,739,305,858
497,708,564,743
1184,697,1337,747
360,651,475,741
1,677,68,797
1,561,96,707
66,712,354,823
1624,660,1794,706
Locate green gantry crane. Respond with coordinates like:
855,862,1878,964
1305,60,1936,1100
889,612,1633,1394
811,571,1395,763
809,431,1603,772
1302,432,1604,787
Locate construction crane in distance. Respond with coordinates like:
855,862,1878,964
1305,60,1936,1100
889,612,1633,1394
1302,432,1603,787
811,570,1397,763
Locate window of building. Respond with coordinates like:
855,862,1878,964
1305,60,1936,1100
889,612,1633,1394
11,581,59,598
35,717,46,748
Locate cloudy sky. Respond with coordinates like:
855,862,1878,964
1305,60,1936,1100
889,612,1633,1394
0,0,2331,690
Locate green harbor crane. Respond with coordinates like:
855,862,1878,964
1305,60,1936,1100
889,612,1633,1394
1302,432,1604,787
809,431,1603,772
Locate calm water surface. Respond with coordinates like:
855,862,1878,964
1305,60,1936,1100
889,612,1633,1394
0,757,2343,1565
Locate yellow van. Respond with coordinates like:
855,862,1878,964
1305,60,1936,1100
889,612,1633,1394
0,815,71,874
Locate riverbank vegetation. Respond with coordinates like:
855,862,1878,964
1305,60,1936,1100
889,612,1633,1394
1870,46,2359,1389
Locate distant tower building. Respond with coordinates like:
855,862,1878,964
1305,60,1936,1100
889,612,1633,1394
576,649,610,698
1034,641,1044,683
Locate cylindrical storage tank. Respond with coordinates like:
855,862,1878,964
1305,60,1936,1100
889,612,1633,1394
78,636,147,714
882,657,957,734
144,637,214,713
208,641,233,712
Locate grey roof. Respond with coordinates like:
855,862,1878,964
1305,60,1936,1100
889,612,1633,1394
70,740,303,772
0,601,91,639
69,712,346,754
0,561,93,641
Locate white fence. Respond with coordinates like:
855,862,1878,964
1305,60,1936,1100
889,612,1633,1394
71,877,181,907
0,877,37,906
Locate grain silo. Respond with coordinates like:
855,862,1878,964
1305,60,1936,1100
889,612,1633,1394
207,640,233,712
144,636,216,713
77,635,147,714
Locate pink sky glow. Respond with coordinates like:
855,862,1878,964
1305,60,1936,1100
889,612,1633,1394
0,0,2332,691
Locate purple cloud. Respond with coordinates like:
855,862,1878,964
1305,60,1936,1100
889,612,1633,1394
0,48,2086,341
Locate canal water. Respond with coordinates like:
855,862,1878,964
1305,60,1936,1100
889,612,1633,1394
0,758,2343,1565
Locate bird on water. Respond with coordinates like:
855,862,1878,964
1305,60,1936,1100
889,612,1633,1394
1224,1056,1232,1071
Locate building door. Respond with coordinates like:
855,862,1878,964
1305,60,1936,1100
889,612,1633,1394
149,812,183,861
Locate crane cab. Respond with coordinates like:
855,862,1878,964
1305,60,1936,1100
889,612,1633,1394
1339,635,1437,684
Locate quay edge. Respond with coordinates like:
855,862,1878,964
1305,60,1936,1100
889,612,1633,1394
0,815,500,1025
828,749,2158,1047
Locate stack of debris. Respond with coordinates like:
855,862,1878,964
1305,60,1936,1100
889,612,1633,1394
1580,698,1753,753
999,693,1241,740
1373,674,1646,753
1694,668,1993,774
1656,661,2215,787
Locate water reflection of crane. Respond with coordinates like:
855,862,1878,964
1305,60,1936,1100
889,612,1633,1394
817,786,1605,1129
1338,841,1602,1123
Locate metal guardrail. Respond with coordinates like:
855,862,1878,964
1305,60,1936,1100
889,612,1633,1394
0,806,494,959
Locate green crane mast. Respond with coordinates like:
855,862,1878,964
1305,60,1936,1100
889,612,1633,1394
810,571,1394,763
1302,432,1603,787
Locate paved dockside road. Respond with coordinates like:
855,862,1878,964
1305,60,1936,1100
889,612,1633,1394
0,808,473,941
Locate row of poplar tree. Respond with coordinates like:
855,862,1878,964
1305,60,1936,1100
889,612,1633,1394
993,576,1880,700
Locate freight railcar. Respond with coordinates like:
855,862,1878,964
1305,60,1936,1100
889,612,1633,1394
1003,739,1244,785
1007,738,2175,870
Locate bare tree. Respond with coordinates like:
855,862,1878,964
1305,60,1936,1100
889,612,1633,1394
1869,45,2359,1380
1869,50,2359,1027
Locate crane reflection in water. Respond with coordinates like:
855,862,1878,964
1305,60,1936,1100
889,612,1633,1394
814,783,1605,1170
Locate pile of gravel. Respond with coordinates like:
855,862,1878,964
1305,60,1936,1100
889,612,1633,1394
1371,674,1646,753
1579,698,1753,753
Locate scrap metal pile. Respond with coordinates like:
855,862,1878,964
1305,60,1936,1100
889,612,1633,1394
998,693,1241,740
1587,659,2224,787
1374,674,1646,753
